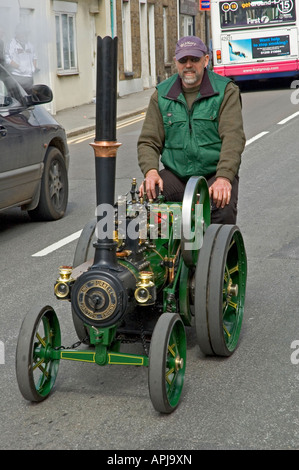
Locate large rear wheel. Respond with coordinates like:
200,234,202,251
195,224,247,356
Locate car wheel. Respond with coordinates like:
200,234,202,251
28,146,68,221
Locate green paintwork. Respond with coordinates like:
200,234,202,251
48,324,149,367
57,349,149,367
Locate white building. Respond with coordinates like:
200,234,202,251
0,0,209,114
0,0,112,114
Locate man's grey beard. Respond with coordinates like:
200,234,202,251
179,69,200,85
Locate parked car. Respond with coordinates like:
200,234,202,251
0,64,69,221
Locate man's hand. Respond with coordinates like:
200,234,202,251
139,169,163,200
209,177,232,208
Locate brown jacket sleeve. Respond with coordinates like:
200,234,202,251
137,90,164,176
216,81,246,182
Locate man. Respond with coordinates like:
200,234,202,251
137,36,246,224
5,23,37,93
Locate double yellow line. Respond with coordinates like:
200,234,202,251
67,113,145,145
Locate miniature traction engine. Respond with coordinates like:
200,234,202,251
16,37,247,414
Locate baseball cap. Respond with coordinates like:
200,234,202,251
175,36,207,61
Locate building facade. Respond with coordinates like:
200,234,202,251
0,0,210,114
116,0,210,96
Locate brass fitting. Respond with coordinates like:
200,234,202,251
54,266,74,300
134,271,156,305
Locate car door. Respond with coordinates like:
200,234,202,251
0,67,43,210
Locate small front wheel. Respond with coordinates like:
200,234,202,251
148,312,186,413
16,305,61,402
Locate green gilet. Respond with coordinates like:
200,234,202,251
157,70,231,180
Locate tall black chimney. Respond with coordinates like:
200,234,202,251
90,36,121,269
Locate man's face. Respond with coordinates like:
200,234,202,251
175,55,210,87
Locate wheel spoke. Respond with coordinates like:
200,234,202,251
165,367,175,385
228,264,239,275
168,343,176,357
49,161,64,205
223,324,231,338
165,329,184,396
36,332,46,347
33,357,45,371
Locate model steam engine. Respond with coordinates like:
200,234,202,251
16,37,247,414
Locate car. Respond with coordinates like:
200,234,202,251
0,64,69,221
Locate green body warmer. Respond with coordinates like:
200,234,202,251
157,70,231,180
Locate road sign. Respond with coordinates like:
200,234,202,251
199,0,210,10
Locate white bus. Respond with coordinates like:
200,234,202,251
211,0,299,81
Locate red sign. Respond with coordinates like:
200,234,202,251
199,0,210,10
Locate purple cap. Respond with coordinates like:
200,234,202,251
175,36,207,61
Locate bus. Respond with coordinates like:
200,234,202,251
211,0,299,82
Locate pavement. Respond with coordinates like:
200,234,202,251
55,87,155,138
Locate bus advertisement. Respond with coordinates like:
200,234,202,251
211,0,299,81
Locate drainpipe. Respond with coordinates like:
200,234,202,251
110,0,114,37
177,0,180,39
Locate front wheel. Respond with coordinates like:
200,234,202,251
16,305,61,402
148,312,186,413
29,146,68,221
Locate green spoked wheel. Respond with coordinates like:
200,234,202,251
195,224,247,356
148,312,186,413
72,218,97,344
181,176,211,267
16,305,61,402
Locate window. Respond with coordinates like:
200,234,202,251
55,11,78,74
180,15,194,37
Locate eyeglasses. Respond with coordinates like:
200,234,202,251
178,56,201,64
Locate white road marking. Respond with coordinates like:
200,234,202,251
32,230,82,257
277,111,299,125
245,131,269,146
67,113,145,145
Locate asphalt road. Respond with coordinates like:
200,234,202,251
1,78,299,450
